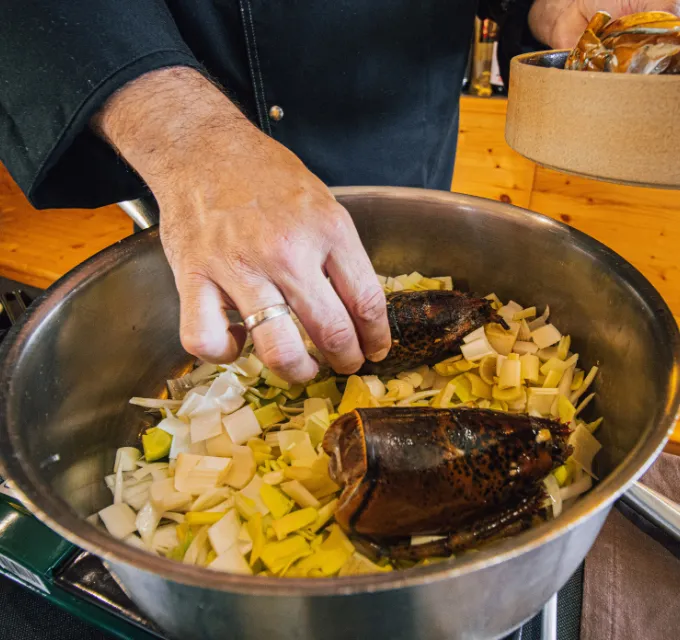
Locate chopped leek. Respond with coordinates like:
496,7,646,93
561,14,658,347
530,324,562,349
99,503,137,539
207,509,241,555
260,484,294,519
223,406,263,444
306,377,343,406
143,429,173,462
264,370,291,391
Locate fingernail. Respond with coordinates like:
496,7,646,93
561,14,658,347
366,347,390,362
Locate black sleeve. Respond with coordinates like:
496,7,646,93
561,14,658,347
477,0,549,88
0,0,205,209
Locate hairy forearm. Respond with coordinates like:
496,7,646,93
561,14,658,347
91,66,255,196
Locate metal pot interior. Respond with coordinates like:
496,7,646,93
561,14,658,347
0,187,678,594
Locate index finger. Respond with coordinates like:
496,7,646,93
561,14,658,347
325,227,391,362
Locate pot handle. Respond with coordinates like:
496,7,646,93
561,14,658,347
540,593,557,640
118,198,160,230
620,481,680,541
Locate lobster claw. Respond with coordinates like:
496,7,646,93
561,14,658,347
357,290,502,377
323,407,571,556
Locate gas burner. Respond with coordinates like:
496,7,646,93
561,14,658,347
0,290,31,342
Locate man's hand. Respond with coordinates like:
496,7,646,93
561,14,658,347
529,0,680,48
93,67,391,382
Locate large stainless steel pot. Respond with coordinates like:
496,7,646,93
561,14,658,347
0,187,678,640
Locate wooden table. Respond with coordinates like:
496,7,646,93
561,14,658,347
1,95,678,448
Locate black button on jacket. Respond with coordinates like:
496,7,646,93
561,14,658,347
0,0,539,210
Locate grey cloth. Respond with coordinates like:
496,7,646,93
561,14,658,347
581,453,680,640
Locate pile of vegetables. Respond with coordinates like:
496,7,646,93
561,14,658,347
91,272,602,577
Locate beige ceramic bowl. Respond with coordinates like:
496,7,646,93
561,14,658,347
505,50,680,188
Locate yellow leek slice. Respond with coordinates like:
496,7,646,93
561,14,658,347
247,513,265,566
271,507,318,541
306,377,343,406
184,511,225,526
259,484,294,520
260,535,311,575
253,404,285,428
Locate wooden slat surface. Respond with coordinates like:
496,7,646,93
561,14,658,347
452,96,536,208
0,166,132,289
530,168,680,319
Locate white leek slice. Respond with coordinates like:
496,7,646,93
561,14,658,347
176,392,204,417
205,431,235,458
498,301,523,323
124,490,152,510
486,323,519,356
169,425,191,460
518,319,532,341
190,408,223,444
527,305,550,331
99,503,137,539
460,335,497,361
130,398,182,410
156,416,187,437
160,512,185,523
150,477,192,512
569,366,599,405
152,524,179,554
462,326,486,344
526,388,559,415
113,464,124,505
132,462,169,481
520,353,540,383
543,474,563,518
85,513,100,527
216,387,246,415
498,359,521,390
278,430,310,452
397,390,440,406
513,341,538,355
416,365,436,389
574,392,596,417
433,276,453,290
115,447,142,473
222,406,262,445
206,371,245,398
174,453,232,495
223,446,257,489
190,487,234,512
530,324,562,349
361,376,386,398
189,362,220,384
238,474,269,515
280,480,321,509
208,546,252,575
568,424,602,478
183,525,210,566
136,500,162,546
559,475,592,501
208,509,241,555
231,354,264,379
411,535,446,546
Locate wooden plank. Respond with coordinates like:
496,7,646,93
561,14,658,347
452,96,536,208
529,167,680,319
0,163,132,288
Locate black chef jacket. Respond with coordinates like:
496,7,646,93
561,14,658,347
0,1,542,210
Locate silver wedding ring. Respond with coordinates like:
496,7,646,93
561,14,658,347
243,304,291,332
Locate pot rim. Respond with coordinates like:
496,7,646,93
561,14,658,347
0,187,678,596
